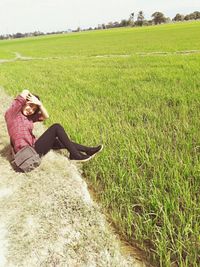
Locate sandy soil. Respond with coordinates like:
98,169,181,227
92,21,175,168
0,86,146,267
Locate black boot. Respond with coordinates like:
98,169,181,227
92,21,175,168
86,145,103,156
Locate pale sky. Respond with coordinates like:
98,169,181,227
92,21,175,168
0,0,199,35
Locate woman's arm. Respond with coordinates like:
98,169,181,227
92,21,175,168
5,90,28,118
38,103,49,120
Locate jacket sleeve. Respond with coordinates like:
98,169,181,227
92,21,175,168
5,95,26,118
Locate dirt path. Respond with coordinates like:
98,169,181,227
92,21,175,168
0,87,146,267
0,49,200,65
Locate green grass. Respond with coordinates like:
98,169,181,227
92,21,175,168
0,21,200,266
0,21,200,58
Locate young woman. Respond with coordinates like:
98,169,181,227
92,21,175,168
5,89,103,162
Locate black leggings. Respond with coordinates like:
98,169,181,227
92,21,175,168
34,123,91,157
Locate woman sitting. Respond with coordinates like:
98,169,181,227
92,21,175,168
5,89,103,163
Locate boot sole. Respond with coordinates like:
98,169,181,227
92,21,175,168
70,156,92,163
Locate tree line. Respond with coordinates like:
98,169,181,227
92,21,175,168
0,10,199,40
0,30,68,40
96,10,200,29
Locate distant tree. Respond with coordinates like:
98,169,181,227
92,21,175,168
147,20,153,25
135,11,145,26
192,11,200,19
106,22,114,28
173,13,184,21
188,13,196,20
142,20,150,26
129,12,135,26
14,32,24,38
120,19,129,27
184,14,190,21
151,12,166,24
32,31,43,36
102,24,106,29
130,12,134,21
113,21,120,28
184,11,200,21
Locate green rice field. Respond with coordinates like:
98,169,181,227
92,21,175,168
0,21,200,266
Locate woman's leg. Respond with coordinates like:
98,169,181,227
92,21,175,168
34,123,90,161
52,138,65,149
52,138,102,156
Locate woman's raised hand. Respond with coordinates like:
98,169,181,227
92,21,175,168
26,93,42,107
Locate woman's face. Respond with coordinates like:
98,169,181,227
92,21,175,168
22,103,38,116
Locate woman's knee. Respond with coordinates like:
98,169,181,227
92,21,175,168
50,123,63,131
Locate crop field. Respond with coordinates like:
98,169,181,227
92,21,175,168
0,21,200,266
